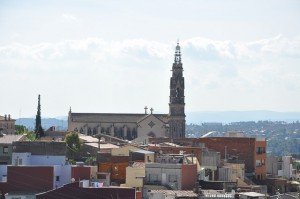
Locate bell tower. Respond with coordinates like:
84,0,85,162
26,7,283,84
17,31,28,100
168,42,186,138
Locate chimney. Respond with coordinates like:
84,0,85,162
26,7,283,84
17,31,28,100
4,115,7,121
8,114,11,120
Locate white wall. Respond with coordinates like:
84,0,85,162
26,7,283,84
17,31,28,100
218,167,232,181
31,155,66,166
146,164,182,189
12,153,66,166
0,165,7,182
12,153,31,166
53,165,72,188
282,156,292,178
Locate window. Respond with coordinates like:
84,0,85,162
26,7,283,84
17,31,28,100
149,174,158,182
14,158,22,166
56,176,60,181
168,175,177,182
256,160,262,167
3,146,8,154
256,147,265,154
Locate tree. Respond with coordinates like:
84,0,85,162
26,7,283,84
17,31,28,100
35,94,44,138
15,125,27,134
64,132,82,162
15,125,35,141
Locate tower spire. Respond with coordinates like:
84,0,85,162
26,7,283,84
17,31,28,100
174,41,182,65
168,41,186,138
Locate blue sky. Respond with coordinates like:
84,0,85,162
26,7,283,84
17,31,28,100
0,0,300,118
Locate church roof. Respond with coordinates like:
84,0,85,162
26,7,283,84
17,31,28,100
136,114,168,124
71,113,168,123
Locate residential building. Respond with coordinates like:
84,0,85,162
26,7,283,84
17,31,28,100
0,115,16,135
267,156,293,179
11,141,67,166
0,134,26,165
282,156,293,179
129,149,155,163
219,166,232,182
223,162,245,181
0,141,98,198
35,181,139,199
201,148,221,181
145,154,197,190
123,162,145,191
149,137,267,180
148,143,205,164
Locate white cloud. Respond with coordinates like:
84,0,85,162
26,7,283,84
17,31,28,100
62,13,77,21
0,35,300,117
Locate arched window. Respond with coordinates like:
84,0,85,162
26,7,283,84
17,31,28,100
132,128,137,138
127,128,131,140
87,128,92,135
93,128,97,135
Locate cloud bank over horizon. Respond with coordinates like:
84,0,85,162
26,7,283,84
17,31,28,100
1,35,300,118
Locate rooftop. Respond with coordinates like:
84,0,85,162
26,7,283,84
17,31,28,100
238,192,266,197
131,162,145,168
0,134,25,144
79,134,119,149
150,190,198,197
71,112,168,123
130,149,155,154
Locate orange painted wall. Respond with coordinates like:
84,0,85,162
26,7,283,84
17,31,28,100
98,162,129,183
71,166,91,181
181,164,197,190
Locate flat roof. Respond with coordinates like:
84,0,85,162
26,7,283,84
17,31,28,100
0,134,25,144
79,134,119,149
130,149,154,154
238,192,266,197
150,190,198,197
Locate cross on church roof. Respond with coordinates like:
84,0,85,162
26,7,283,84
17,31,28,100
150,107,154,114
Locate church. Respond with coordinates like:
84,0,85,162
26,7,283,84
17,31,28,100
68,42,186,140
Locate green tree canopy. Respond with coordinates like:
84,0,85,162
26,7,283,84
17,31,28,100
64,132,82,152
15,125,27,134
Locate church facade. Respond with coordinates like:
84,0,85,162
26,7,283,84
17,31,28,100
68,42,186,139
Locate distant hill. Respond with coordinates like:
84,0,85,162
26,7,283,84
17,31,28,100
15,111,300,130
186,111,300,124
16,118,68,131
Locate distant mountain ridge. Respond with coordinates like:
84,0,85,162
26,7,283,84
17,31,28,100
16,118,68,131
16,111,300,130
186,110,300,124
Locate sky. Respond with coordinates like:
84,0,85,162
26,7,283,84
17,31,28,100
0,0,300,118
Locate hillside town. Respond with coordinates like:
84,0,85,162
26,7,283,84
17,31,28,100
1,43,300,199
